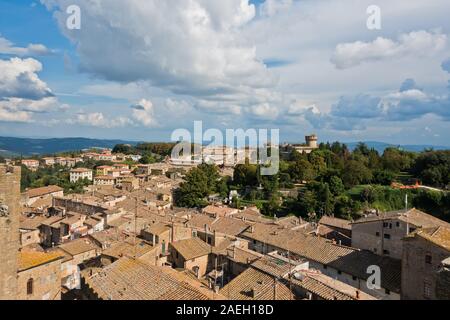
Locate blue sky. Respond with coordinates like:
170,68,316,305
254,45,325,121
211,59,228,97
0,0,449,145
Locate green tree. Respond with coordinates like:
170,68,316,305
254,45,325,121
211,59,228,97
342,160,372,188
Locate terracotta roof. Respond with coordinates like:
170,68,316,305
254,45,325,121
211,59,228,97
407,226,450,251
145,222,171,235
102,239,155,259
84,257,209,300
224,247,262,265
171,237,211,260
70,168,92,173
202,205,237,217
219,267,294,300
26,185,63,198
352,208,450,229
18,251,63,271
292,271,376,300
251,255,296,278
188,214,216,229
59,238,99,256
241,224,401,293
206,217,250,236
319,216,352,231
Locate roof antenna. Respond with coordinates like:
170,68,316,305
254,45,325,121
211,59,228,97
405,194,408,212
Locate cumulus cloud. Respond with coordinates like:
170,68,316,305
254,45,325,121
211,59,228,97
0,57,53,100
331,30,447,69
42,0,274,104
0,57,58,122
246,102,279,120
300,79,450,131
131,99,157,127
0,36,53,56
259,0,293,17
68,112,133,128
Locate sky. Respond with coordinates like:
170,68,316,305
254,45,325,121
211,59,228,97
0,0,449,145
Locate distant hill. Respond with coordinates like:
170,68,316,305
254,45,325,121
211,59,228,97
0,137,139,157
0,136,448,158
345,141,449,153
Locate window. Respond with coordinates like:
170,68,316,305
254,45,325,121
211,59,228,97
396,222,400,227
389,223,392,229
425,254,432,264
375,232,380,237
27,278,33,295
323,265,327,269
385,289,390,295
337,270,342,275
207,237,212,245
176,252,179,259
383,250,390,255
423,281,432,299
352,276,357,281
384,234,391,240
383,222,388,228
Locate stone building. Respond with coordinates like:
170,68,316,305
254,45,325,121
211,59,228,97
351,208,450,259
436,257,450,300
17,251,63,300
170,237,212,278
402,226,450,300
0,165,21,300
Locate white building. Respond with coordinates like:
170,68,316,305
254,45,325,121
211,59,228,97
70,168,93,183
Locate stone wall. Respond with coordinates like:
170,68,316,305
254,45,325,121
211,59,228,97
402,236,450,300
0,165,21,300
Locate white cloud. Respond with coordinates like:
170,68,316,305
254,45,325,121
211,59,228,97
246,102,279,120
42,0,274,103
131,99,157,127
0,36,53,56
0,57,59,123
259,0,293,17
68,112,133,128
331,30,447,69
0,57,53,100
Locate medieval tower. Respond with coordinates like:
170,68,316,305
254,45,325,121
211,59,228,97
0,165,21,300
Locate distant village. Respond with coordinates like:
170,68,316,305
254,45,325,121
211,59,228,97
0,137,449,301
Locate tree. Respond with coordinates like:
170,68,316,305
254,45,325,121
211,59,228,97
261,194,282,217
289,159,315,182
175,164,222,208
411,151,450,187
373,170,396,185
329,176,345,196
342,160,372,188
233,163,258,187
112,144,135,154
297,190,317,216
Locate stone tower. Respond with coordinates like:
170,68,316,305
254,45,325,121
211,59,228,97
0,165,21,300
305,135,318,149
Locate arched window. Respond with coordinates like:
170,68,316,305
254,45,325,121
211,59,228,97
27,278,34,295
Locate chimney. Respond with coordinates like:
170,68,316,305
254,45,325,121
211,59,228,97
356,290,360,300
